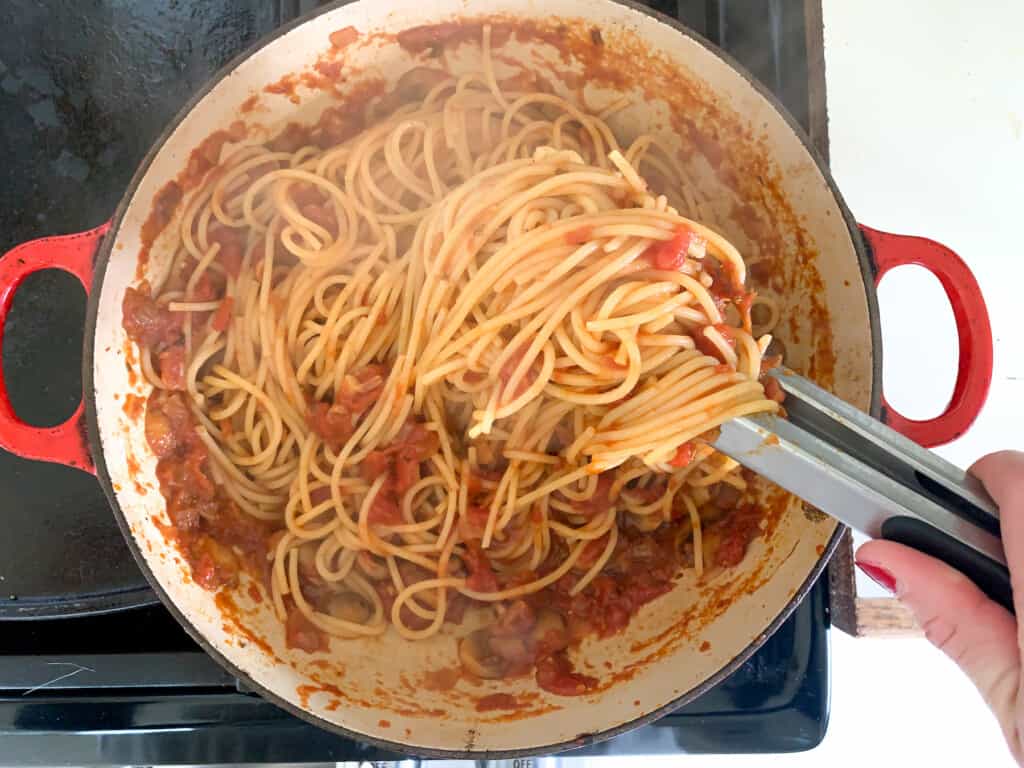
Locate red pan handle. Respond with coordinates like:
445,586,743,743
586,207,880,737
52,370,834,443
0,223,110,474
859,224,993,447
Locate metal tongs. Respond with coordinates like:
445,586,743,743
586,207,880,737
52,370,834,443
713,369,1011,614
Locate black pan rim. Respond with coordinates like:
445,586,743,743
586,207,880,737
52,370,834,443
83,0,879,759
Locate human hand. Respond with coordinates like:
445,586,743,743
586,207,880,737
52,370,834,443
856,450,1024,765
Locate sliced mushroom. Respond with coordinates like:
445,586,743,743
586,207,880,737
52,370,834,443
322,591,372,624
458,629,506,679
701,529,722,568
297,541,323,583
700,500,729,525
710,482,743,512
530,609,569,653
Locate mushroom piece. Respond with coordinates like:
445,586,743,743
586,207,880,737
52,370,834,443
530,609,569,653
458,629,506,679
322,591,372,624
297,541,323,583
711,482,743,512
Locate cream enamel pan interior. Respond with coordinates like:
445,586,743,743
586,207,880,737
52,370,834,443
86,0,875,756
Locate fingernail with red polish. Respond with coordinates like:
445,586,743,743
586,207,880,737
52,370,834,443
855,561,897,594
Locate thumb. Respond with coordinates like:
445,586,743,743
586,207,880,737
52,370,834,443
856,539,1021,747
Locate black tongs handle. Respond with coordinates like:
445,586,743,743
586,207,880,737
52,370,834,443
714,370,1012,615
880,516,1013,614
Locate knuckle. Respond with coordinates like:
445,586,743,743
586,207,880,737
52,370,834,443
921,614,960,658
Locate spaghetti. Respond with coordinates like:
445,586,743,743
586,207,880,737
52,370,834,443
122,30,783,695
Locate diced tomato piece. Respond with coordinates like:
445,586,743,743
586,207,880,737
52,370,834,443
645,227,697,271
535,652,596,696
158,344,187,390
206,501,273,557
565,226,592,245
392,419,440,462
159,486,201,531
367,488,402,526
211,297,234,332
306,402,353,450
362,451,391,482
463,540,499,592
335,364,387,416
122,287,183,347
669,442,696,468
285,608,328,653
155,390,194,441
181,446,215,503
192,272,219,302
329,26,359,49
394,455,420,496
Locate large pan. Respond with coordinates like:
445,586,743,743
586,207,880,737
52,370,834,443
0,0,992,758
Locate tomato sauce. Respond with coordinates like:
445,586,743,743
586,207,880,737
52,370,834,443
669,441,696,468
643,226,698,271
122,22,781,687
452,481,765,696
476,692,519,712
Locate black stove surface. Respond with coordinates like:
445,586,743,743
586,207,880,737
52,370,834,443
0,0,829,762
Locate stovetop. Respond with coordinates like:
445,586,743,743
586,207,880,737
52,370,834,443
0,0,830,762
